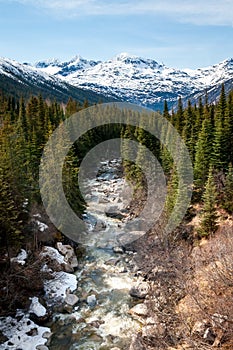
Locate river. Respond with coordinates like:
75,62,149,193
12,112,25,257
48,159,142,350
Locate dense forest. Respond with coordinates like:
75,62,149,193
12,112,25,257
1,85,233,349
0,85,233,258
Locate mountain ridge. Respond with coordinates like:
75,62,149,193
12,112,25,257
0,54,233,109
0,56,117,105
33,53,233,109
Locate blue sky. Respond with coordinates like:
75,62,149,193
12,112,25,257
0,0,233,69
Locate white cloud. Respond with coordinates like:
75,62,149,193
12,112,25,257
4,0,233,26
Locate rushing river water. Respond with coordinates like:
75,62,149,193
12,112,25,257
49,160,142,350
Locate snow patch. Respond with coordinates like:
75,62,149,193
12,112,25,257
29,297,47,318
0,316,50,350
36,220,48,232
40,246,65,265
44,271,77,301
33,213,41,218
10,249,28,265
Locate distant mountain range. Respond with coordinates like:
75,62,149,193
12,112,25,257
0,57,116,105
0,54,233,110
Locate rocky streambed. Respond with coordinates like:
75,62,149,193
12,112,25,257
48,159,148,350
0,159,150,350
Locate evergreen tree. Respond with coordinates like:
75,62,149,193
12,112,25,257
164,167,178,217
66,97,78,117
121,123,137,181
182,100,195,160
222,163,233,214
194,115,213,188
199,167,218,237
212,84,227,169
175,97,184,134
163,100,170,120
226,92,233,164
0,120,24,255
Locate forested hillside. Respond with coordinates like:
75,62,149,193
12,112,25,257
1,85,233,256
0,94,86,256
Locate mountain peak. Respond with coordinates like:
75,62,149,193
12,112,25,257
1,54,232,112
113,52,137,61
112,52,158,64
34,58,61,68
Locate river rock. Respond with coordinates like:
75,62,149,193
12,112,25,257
36,346,49,350
88,320,105,328
42,332,51,340
99,197,109,204
94,219,106,231
128,303,148,324
129,282,150,299
63,304,74,314
40,246,69,272
105,258,120,266
146,315,159,325
87,294,97,307
56,242,78,270
105,205,125,219
64,294,79,306
129,303,148,317
113,246,124,254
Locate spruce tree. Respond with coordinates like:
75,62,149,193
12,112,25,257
212,84,227,169
199,167,218,237
175,97,184,134
163,100,170,120
194,116,213,188
222,163,233,214
0,120,24,255
182,100,194,160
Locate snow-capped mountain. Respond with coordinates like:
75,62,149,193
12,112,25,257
34,55,100,76
33,53,233,110
0,56,65,87
0,57,115,104
1,54,233,110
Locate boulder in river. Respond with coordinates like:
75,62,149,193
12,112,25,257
56,242,78,271
64,293,79,307
105,205,125,220
113,246,125,254
129,303,148,317
87,294,97,307
94,219,106,231
129,281,150,299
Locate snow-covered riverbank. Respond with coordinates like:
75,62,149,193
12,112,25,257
0,245,79,350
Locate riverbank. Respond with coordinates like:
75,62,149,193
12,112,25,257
0,243,79,350
0,159,148,350
1,158,233,350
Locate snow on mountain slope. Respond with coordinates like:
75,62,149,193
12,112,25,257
33,53,233,109
0,56,116,105
0,56,67,88
34,55,100,76
184,58,233,87
1,54,232,110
